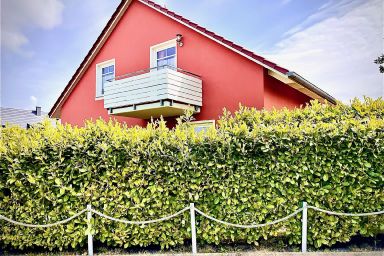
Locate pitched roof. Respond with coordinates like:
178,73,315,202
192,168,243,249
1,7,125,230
49,0,336,118
1,107,54,129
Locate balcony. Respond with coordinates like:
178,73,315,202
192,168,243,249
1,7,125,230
103,66,202,119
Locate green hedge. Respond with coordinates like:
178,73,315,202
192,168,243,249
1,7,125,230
0,98,383,250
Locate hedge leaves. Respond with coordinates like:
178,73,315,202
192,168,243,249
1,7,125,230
0,98,383,250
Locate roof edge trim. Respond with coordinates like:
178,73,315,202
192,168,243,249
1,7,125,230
286,72,337,105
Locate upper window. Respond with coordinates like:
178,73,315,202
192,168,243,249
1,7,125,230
96,59,115,98
156,46,176,69
101,65,114,94
150,39,177,70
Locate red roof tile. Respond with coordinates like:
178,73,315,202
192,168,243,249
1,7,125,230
205,31,216,37
196,26,207,33
232,44,244,52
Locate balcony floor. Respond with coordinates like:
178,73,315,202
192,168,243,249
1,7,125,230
109,100,199,119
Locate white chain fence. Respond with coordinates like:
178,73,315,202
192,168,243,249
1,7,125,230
89,206,190,225
194,207,303,228
1,202,383,255
0,209,87,228
307,205,384,216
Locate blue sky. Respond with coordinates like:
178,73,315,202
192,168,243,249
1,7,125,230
1,0,383,112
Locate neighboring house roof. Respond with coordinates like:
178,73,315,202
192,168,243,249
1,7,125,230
49,0,336,118
1,107,55,129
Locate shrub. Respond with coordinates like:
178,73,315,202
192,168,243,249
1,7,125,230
0,98,383,250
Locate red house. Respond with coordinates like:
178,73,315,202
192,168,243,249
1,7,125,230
49,0,335,128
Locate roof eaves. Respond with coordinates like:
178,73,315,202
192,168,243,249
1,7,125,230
286,72,337,104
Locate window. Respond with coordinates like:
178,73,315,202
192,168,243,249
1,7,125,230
101,65,114,94
156,46,176,69
96,59,115,98
150,39,177,70
190,120,215,133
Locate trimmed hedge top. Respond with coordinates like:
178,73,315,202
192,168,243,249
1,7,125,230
0,98,383,250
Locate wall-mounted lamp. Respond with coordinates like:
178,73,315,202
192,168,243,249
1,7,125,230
176,34,184,47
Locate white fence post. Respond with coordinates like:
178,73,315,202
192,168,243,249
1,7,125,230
87,204,94,256
190,203,197,254
301,201,307,253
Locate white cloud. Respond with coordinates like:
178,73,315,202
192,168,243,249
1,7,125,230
1,30,30,56
281,0,292,5
283,0,365,37
263,0,384,102
30,95,37,107
1,0,64,55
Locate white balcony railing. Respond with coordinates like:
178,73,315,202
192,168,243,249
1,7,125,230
103,66,202,119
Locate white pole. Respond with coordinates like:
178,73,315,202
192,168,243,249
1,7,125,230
301,201,307,253
190,203,197,254
87,204,94,256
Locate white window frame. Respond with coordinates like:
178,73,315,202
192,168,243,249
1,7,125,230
190,120,216,133
95,59,115,99
150,39,177,69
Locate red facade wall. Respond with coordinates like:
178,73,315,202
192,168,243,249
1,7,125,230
60,1,310,126
263,73,311,110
